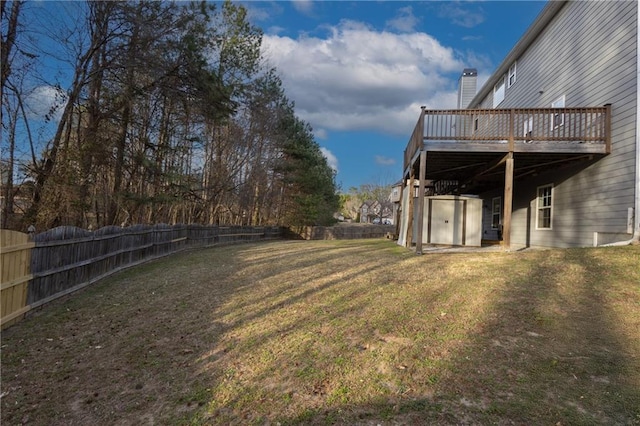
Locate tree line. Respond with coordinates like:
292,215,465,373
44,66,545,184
1,0,340,231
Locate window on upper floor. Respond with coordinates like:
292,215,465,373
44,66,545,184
536,184,553,229
551,95,565,130
493,76,506,108
508,62,517,88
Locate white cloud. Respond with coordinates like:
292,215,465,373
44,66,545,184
266,25,286,36
292,0,314,15
314,128,328,140
262,21,466,137
24,85,67,122
245,5,271,23
438,4,485,28
386,6,419,33
375,155,396,166
320,147,338,172
462,35,483,42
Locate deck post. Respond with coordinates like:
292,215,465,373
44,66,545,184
415,150,427,254
503,152,514,250
394,183,404,239
405,170,415,248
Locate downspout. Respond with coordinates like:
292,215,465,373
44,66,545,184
605,3,640,246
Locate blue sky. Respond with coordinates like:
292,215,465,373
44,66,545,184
243,0,547,191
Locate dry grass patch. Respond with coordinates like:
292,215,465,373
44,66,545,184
1,240,639,425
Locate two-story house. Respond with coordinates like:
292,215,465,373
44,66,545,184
360,200,394,224
399,0,639,252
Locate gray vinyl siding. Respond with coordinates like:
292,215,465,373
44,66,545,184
458,74,477,108
476,0,637,248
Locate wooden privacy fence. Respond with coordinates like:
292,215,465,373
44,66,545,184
1,230,35,328
1,224,282,328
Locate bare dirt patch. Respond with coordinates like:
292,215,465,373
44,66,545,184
2,240,639,425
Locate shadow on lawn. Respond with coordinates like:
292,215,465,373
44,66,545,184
1,242,638,425
182,240,413,423
422,248,640,424
1,241,362,425
271,247,640,425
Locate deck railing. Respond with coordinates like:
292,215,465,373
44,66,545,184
404,106,611,169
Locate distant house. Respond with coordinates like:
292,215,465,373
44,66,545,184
359,200,393,224
359,201,377,223
399,0,639,251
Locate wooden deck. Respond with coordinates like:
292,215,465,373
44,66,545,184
404,106,611,170
401,105,611,252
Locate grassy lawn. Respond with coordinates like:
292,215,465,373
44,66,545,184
1,240,639,425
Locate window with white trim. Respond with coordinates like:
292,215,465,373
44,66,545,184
493,76,505,108
491,197,501,229
508,62,517,88
551,96,565,129
536,184,553,229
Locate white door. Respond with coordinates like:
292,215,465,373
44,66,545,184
430,199,464,245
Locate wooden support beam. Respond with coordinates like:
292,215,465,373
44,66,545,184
415,150,427,254
503,152,514,250
405,170,415,248
460,153,511,188
394,183,404,239
480,154,596,181
405,107,426,250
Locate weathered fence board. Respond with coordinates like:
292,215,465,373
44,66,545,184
1,230,34,327
27,225,281,307
1,224,282,329
3,224,381,329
